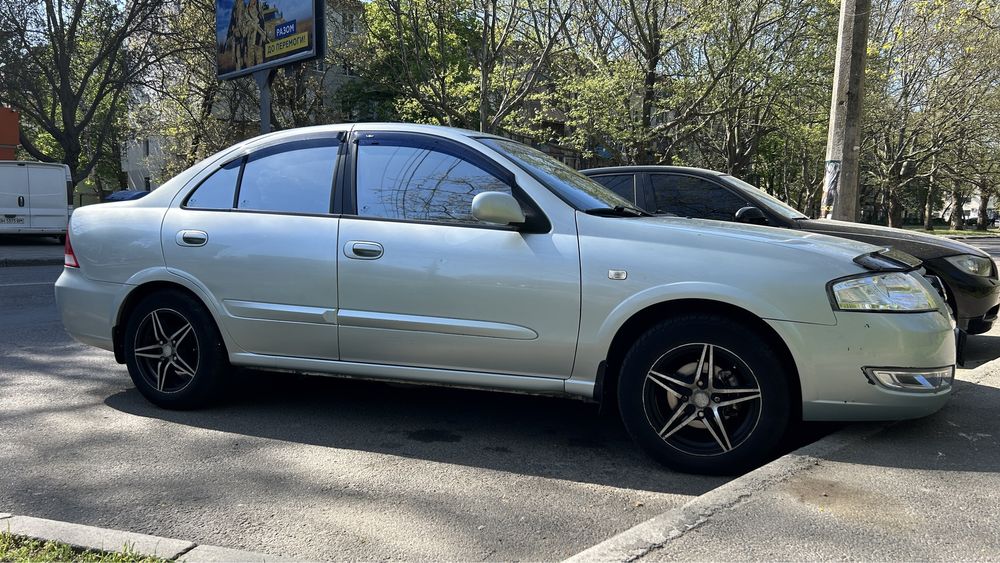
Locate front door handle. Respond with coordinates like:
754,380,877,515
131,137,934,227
176,230,208,247
17,196,24,207
344,241,383,260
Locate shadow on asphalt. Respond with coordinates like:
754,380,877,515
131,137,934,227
819,377,1000,472
962,334,1000,369
106,370,733,494
101,369,848,489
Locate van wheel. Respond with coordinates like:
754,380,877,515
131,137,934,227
618,314,791,475
123,290,228,409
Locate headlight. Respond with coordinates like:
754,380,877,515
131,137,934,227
829,272,940,312
944,254,993,277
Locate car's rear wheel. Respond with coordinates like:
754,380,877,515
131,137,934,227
123,290,228,409
618,314,791,475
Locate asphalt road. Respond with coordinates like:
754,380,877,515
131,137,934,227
0,265,727,560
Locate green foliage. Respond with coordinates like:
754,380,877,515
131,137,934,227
0,532,169,563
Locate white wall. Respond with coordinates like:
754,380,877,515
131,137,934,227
120,136,165,190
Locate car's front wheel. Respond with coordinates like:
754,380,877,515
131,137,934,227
618,314,792,475
123,290,228,409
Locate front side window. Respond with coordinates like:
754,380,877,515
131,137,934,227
648,174,749,221
356,142,512,224
237,140,337,214
186,161,240,209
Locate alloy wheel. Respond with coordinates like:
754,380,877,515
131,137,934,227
132,308,200,394
642,343,762,456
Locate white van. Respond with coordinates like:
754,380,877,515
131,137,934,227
0,161,73,239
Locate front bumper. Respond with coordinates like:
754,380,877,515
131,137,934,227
768,309,955,421
926,257,1000,335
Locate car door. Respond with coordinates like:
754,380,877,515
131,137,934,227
27,164,70,231
336,130,581,378
647,173,753,221
0,163,29,229
161,135,343,360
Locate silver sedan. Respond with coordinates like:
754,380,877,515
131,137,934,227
55,123,955,474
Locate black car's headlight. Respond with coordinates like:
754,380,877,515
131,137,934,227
943,254,993,277
829,272,941,312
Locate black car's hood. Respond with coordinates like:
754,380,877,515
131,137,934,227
796,219,990,261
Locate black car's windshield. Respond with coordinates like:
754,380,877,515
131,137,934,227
478,137,640,213
724,175,809,220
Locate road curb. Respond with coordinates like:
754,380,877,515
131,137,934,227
1,513,290,562
566,357,1000,563
0,257,63,267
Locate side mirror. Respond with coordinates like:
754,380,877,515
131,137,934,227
735,206,768,225
472,191,525,226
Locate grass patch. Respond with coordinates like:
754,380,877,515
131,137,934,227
903,227,1000,237
0,531,170,563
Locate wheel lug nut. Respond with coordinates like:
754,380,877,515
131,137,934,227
713,396,720,403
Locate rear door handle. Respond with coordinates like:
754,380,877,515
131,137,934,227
344,241,383,260
176,230,208,247
17,196,24,207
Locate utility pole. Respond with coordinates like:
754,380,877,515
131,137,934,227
821,0,871,221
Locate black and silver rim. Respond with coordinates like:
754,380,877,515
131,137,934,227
133,308,200,394
642,343,762,456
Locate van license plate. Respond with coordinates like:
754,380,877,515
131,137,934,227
0,216,25,224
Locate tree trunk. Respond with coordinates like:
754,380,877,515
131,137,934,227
923,154,936,230
887,189,904,228
949,187,965,230
977,182,991,231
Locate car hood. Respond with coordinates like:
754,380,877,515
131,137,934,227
796,219,989,261
632,215,883,262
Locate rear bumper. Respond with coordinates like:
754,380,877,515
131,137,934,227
768,310,955,421
54,267,121,352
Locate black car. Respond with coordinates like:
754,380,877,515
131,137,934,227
582,166,1000,335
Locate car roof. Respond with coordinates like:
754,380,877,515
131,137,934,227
240,122,504,151
581,165,727,177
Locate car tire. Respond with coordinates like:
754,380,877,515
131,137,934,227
618,314,791,475
123,289,228,409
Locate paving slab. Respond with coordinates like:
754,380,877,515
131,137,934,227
569,346,1000,562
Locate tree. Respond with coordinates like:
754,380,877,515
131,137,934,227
0,0,172,186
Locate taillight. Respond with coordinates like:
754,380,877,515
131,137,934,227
64,230,79,268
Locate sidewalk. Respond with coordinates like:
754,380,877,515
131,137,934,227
0,236,64,266
571,352,1000,561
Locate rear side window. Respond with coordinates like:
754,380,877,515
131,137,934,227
237,140,338,214
356,143,511,224
648,174,749,221
186,162,240,209
590,174,636,203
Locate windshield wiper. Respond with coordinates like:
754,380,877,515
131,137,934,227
584,205,650,217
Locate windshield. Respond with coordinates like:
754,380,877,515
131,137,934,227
723,175,809,220
478,137,636,211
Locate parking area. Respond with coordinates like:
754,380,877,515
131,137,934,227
0,265,728,560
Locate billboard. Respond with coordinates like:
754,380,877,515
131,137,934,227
216,0,323,80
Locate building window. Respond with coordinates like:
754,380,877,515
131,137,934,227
344,13,356,34
144,177,151,190
142,139,150,157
